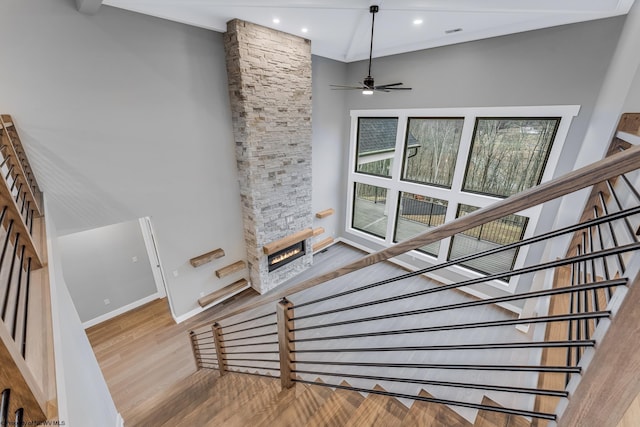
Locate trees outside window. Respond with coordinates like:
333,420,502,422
462,118,559,198
402,118,464,188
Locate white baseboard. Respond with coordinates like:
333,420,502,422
115,413,124,427
82,293,161,329
172,282,252,324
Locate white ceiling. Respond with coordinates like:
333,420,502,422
102,0,635,62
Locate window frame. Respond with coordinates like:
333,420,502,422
346,105,580,294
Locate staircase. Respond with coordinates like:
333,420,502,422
182,114,640,427
125,370,538,426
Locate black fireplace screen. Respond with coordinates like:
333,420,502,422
268,240,305,272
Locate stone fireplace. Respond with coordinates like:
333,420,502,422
224,19,313,294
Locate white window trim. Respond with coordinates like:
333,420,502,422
346,105,580,294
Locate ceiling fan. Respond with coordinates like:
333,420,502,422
331,5,412,95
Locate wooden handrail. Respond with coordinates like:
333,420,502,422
192,143,640,327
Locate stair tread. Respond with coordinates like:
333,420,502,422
124,369,218,426
474,396,530,427
402,389,472,427
343,384,409,427
306,381,366,427
202,374,281,426
171,372,261,426
255,380,333,427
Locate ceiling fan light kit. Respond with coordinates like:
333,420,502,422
330,5,411,95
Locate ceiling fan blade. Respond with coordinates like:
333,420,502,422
374,82,405,88
386,87,412,90
330,85,364,90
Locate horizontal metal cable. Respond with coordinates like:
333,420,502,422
193,336,214,342
225,363,281,372
291,340,594,354
221,311,277,329
191,330,214,337
196,357,219,362
292,279,625,332
194,345,216,351
222,350,280,355
220,322,277,337
292,206,640,311
223,331,278,343
291,311,610,342
292,369,568,397
222,357,280,363
226,369,281,379
292,379,555,420
200,365,220,370
295,359,581,373
292,244,635,322
223,340,279,349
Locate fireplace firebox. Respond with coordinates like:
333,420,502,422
268,240,306,272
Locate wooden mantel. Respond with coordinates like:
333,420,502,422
263,228,313,255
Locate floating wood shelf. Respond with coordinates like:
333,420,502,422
313,236,334,252
215,260,246,278
263,228,313,255
315,208,334,219
312,227,324,237
189,248,225,268
619,113,640,136
197,279,250,308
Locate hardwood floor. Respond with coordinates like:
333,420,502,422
87,242,537,425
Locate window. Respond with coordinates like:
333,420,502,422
402,118,464,188
347,106,578,290
352,183,388,238
394,192,448,256
448,204,528,275
355,117,398,178
463,118,560,198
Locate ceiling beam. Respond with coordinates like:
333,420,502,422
76,0,102,15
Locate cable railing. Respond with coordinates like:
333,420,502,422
0,116,49,425
189,125,640,423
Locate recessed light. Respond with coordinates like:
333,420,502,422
413,19,423,25
445,28,463,34
273,18,280,24
301,28,308,33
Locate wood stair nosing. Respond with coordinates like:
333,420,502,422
123,370,219,426
255,380,334,427
474,396,531,427
228,381,300,426
201,374,281,426
175,373,266,426
305,380,366,427
402,389,472,427
343,384,409,427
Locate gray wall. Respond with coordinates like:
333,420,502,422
0,0,245,318
46,212,119,427
339,17,626,297
311,56,349,242
59,220,158,323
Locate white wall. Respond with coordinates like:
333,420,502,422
58,219,158,324
46,208,120,427
0,0,245,319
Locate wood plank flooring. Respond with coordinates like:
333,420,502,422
87,242,539,426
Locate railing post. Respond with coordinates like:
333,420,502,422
212,323,227,375
276,298,295,389
189,331,201,370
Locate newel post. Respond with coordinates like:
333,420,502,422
276,298,295,389
212,323,227,375
189,331,201,370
